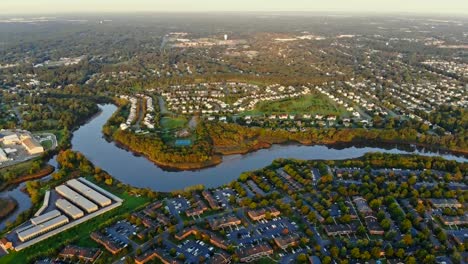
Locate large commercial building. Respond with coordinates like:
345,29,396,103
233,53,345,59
21,136,44,155
4,177,123,251
17,215,69,242
55,185,98,213
66,179,112,207
2,134,20,145
56,199,84,220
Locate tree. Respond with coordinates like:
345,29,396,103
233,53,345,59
297,253,308,263
402,234,413,246
401,219,412,233
351,247,361,259
357,225,366,236
105,177,113,186
385,246,394,257
395,248,405,259
322,256,332,264
381,218,391,231
330,246,339,258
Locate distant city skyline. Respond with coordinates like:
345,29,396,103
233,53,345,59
1,0,468,15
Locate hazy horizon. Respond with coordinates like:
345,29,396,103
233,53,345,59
1,0,468,15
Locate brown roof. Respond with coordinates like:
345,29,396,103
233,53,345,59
21,137,42,150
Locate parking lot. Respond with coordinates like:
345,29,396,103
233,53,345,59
177,239,213,263
212,188,236,210
227,217,298,246
105,220,139,248
166,197,191,217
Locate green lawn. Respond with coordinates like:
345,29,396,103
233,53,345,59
40,140,53,150
244,94,349,117
160,116,188,130
0,179,151,264
0,158,42,179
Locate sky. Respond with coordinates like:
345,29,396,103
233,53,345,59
0,0,467,15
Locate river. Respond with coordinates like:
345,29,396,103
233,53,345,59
70,104,467,192
1,103,466,231
0,157,57,230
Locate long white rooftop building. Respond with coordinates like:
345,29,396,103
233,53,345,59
55,199,84,220
17,215,69,242
55,185,98,213
78,178,123,203
66,179,112,207
30,210,61,225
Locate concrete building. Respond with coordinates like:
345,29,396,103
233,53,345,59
59,245,101,262
30,210,61,225
17,215,69,242
273,234,301,250
56,199,84,220
66,179,112,207
208,215,241,230
247,207,281,221
55,185,98,213
90,231,125,255
21,136,44,155
429,198,463,208
78,177,123,203
236,243,273,263
2,134,20,145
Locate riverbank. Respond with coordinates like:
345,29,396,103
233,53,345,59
112,139,223,170
111,133,467,172
0,165,55,192
214,137,468,158
0,198,17,221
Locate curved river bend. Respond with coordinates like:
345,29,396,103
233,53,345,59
71,104,467,192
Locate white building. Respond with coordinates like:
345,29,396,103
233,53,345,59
0,148,8,161
2,134,21,145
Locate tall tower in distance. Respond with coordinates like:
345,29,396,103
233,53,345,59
224,34,228,41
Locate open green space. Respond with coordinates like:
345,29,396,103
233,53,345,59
160,116,188,130
244,94,349,116
0,158,42,178
40,140,53,150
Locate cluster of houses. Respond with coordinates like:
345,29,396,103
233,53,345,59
313,71,466,131
119,94,157,131
422,59,468,78
161,82,313,115
142,95,155,129
22,160,467,264
167,32,246,48
119,95,138,131
33,56,84,68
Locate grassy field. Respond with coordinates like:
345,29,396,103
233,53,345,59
244,94,349,117
40,140,53,150
0,158,42,178
0,178,152,264
160,116,188,130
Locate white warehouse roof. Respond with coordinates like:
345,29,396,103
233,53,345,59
17,215,69,242
55,185,98,213
30,210,61,225
55,199,84,220
66,179,112,207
